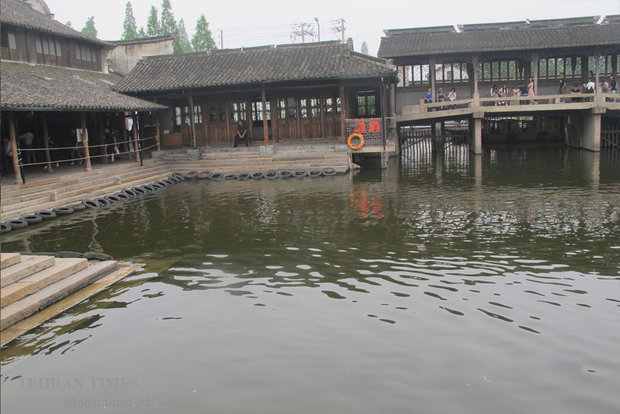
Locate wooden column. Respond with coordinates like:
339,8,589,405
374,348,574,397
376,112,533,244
612,54,617,76
472,55,480,95
429,57,437,100
319,90,326,138
581,55,588,81
155,112,161,151
246,99,253,140
121,123,129,153
225,101,231,145
270,96,279,143
132,113,140,163
296,95,302,140
81,113,92,171
261,86,269,145
390,83,396,117
532,52,539,95
594,49,601,90
8,112,23,184
380,79,387,149
41,113,53,172
188,94,197,148
340,84,346,142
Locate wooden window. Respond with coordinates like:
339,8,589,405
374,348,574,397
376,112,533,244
183,106,190,125
356,90,377,117
277,98,296,121
300,98,308,118
251,100,270,121
209,107,217,122
231,102,247,122
174,107,182,127
194,105,202,124
309,98,320,118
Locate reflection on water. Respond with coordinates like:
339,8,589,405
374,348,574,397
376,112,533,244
1,147,620,414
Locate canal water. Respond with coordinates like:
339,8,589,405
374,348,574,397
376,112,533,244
1,147,619,414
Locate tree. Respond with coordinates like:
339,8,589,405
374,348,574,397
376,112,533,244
146,6,160,36
65,21,72,28
138,26,146,38
81,16,97,38
361,41,369,55
192,14,216,52
160,0,176,36
122,2,138,40
174,18,192,54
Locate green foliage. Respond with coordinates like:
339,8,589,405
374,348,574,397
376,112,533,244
65,21,72,28
160,0,177,36
192,14,216,52
174,18,193,54
81,16,97,38
361,41,369,55
146,6,160,36
138,26,146,38
122,2,138,40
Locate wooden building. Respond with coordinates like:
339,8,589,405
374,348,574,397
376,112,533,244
0,0,165,183
378,16,620,114
114,40,397,148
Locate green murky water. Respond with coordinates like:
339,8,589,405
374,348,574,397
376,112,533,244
1,147,619,413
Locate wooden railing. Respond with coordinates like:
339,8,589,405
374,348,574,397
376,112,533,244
402,89,618,116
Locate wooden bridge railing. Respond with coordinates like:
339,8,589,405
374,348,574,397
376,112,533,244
403,89,619,117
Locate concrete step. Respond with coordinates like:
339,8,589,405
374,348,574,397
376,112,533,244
0,255,55,288
0,260,117,330
1,253,21,270
1,258,88,308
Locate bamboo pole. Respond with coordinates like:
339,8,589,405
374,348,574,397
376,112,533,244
41,112,53,172
8,111,23,184
81,113,92,171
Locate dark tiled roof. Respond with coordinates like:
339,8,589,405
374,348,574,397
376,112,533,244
114,41,396,94
0,60,167,111
1,0,107,46
378,21,620,59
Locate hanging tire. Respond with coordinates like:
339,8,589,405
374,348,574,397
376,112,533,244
184,171,198,179
210,172,224,181
279,169,293,178
56,251,85,259
84,251,114,261
35,209,57,219
132,186,146,195
164,178,176,186
156,180,169,187
20,214,43,224
251,172,265,179
94,196,109,205
150,182,163,190
293,170,307,178
265,170,279,179
224,173,239,180
308,169,322,178
141,184,155,192
197,171,211,179
172,172,184,181
104,194,120,203
82,199,100,208
322,167,337,176
1,222,12,233
238,173,251,180
114,192,129,201
7,218,28,229
122,188,137,198
53,206,74,215
67,203,86,211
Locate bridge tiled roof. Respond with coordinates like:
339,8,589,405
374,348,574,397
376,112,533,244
0,60,166,111
378,18,620,59
114,41,396,94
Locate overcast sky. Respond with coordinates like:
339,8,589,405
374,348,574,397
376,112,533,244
45,0,620,55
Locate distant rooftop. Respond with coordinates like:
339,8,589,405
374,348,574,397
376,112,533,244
108,35,176,46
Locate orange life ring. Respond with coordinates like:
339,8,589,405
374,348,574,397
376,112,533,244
347,133,365,150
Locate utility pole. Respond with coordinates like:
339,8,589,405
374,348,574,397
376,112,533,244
314,17,320,41
333,18,345,43
290,22,314,43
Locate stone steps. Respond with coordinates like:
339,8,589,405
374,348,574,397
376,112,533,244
0,253,119,331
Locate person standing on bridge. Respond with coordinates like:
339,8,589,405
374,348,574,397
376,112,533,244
424,88,433,104
558,72,567,95
528,77,535,97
